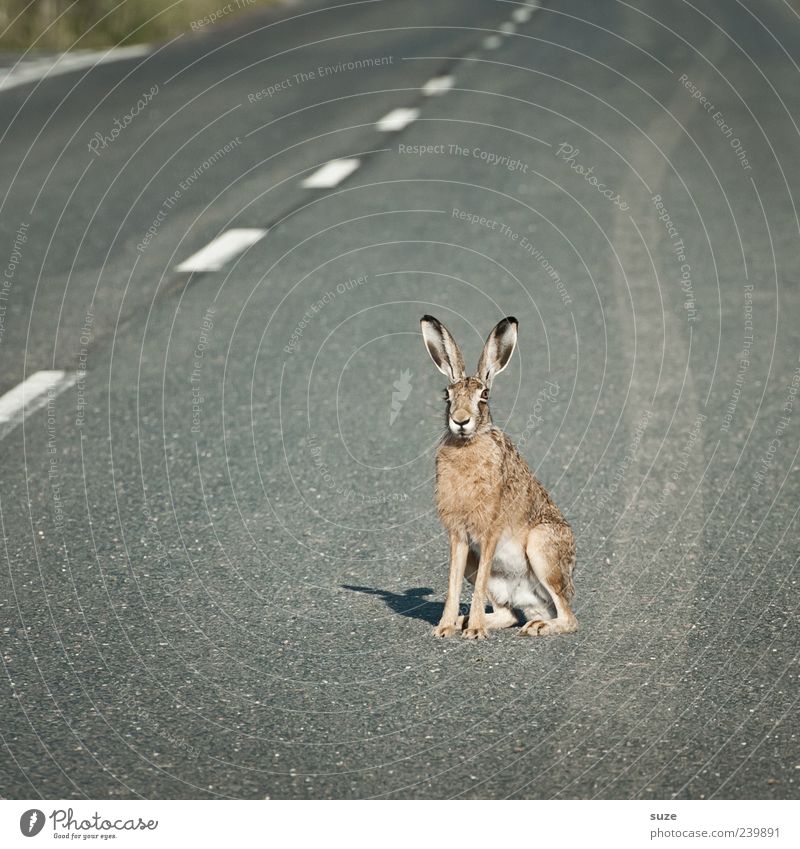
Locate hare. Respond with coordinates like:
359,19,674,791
420,315,577,639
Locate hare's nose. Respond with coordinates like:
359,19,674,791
452,410,471,426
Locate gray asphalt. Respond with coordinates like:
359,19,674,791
0,0,798,800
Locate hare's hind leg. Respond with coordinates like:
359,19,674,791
486,606,518,629
520,524,578,636
457,606,518,631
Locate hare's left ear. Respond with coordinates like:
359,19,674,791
420,315,466,382
476,317,518,387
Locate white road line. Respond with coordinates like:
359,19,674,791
422,75,455,96
0,371,77,439
483,35,502,49
499,22,517,34
175,228,267,272
300,158,361,188
0,45,150,93
512,4,538,23
376,107,420,132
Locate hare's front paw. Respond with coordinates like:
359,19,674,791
432,622,457,638
462,625,488,640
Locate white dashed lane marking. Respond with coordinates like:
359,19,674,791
175,228,267,272
300,158,361,188
376,107,420,132
483,35,502,49
512,4,538,23
0,45,150,93
0,370,77,439
499,22,516,34
422,75,455,96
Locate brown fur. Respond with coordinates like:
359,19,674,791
421,315,578,639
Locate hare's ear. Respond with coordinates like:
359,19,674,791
476,317,518,387
420,315,466,382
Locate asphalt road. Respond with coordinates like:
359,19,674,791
0,0,798,800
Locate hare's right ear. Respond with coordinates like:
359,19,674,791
420,315,466,382
476,316,518,387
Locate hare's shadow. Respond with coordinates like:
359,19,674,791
343,585,462,625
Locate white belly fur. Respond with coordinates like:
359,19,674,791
470,529,553,613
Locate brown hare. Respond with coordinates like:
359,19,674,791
420,315,577,639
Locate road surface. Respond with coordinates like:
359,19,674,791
0,0,798,799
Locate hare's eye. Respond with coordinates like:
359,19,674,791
480,389,489,402
443,390,449,402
